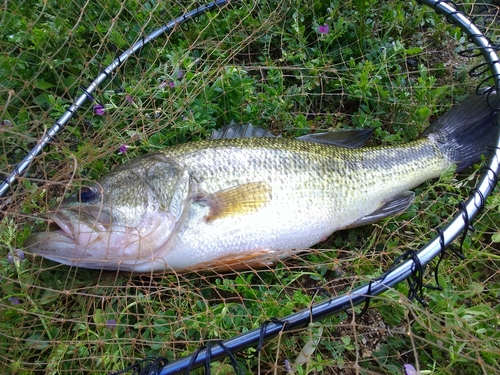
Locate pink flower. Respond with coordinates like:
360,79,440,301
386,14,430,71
118,145,128,154
94,104,105,115
169,81,175,88
125,95,134,103
318,24,330,34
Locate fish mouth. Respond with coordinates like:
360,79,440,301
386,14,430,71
24,207,123,270
25,205,178,272
47,212,75,240
45,207,99,240
25,206,108,253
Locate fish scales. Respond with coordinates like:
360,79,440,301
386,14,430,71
144,137,448,270
24,91,497,272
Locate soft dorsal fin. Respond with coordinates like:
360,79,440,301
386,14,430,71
194,182,272,221
296,129,373,148
210,123,373,148
347,191,415,229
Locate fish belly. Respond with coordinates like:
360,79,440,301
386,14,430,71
156,182,392,271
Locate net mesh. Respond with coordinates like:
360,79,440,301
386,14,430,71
1,0,499,374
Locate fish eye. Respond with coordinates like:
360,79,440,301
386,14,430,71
79,186,96,202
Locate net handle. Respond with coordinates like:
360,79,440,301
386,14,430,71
0,0,233,198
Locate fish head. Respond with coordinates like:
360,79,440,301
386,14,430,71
25,154,193,272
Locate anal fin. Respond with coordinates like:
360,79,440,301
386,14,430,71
183,250,275,272
348,191,415,229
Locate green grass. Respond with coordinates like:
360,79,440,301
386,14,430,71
1,0,499,374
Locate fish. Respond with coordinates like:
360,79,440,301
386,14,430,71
25,92,497,273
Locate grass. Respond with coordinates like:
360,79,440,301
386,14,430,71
1,0,499,374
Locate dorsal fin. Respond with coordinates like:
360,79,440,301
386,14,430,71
210,122,373,148
210,122,277,139
296,129,373,148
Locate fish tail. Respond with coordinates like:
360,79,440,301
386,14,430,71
422,90,498,171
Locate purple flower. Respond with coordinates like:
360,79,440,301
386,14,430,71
7,249,25,264
403,364,419,375
318,24,330,34
1,119,12,126
94,104,105,116
8,297,21,305
125,95,134,103
177,70,184,79
118,145,128,154
106,319,117,330
159,80,177,88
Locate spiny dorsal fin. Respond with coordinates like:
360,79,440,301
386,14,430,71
209,122,277,139
195,182,272,221
347,191,415,229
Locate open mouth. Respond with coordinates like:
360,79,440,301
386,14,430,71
28,207,103,248
45,205,112,237
25,207,110,254
36,208,80,241
49,216,74,240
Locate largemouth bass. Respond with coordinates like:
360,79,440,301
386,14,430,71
25,92,497,272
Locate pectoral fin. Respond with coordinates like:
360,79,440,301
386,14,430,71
348,191,415,228
195,182,272,221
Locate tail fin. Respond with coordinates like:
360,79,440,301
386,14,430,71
423,90,498,171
